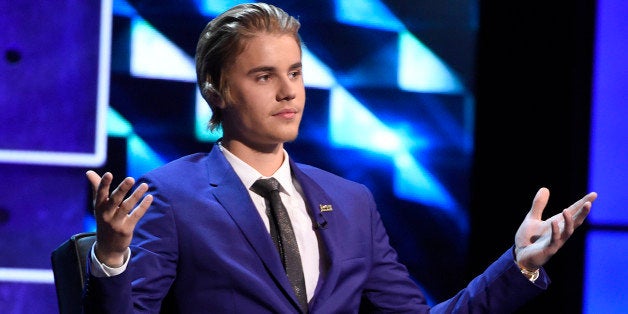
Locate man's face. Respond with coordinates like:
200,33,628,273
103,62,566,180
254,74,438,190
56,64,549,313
221,33,305,148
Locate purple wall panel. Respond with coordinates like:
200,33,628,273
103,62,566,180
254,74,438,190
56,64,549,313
0,164,87,312
0,1,108,312
0,164,87,268
0,0,105,158
0,282,58,314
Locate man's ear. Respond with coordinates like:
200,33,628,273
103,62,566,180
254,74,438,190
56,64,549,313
204,82,226,109
208,89,225,109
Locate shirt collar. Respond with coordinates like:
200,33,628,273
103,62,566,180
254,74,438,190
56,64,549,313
218,142,294,195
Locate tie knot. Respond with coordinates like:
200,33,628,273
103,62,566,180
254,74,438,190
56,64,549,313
252,177,281,197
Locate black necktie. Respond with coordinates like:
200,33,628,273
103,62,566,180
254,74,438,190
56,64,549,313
252,178,308,313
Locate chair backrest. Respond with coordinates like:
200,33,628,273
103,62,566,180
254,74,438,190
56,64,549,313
51,232,97,314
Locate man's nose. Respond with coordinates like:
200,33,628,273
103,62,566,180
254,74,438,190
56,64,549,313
276,77,296,101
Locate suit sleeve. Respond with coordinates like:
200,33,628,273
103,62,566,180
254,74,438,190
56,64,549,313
83,175,178,314
429,248,549,313
360,184,549,313
358,184,430,312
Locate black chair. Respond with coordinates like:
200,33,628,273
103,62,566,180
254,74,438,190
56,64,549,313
51,232,97,314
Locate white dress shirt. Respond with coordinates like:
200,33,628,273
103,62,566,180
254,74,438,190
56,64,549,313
219,144,321,301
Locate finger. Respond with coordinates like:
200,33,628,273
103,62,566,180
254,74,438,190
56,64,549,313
574,192,597,211
116,182,149,217
85,170,102,191
129,194,153,223
91,171,113,207
571,201,592,226
528,187,550,220
108,176,136,208
562,208,575,237
585,191,598,203
86,171,103,207
565,192,596,222
548,220,569,255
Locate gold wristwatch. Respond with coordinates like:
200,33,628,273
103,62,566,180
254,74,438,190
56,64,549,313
518,263,540,283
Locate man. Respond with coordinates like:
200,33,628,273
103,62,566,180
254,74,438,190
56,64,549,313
84,3,597,313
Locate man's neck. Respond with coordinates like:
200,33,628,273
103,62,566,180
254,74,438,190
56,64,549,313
220,139,285,177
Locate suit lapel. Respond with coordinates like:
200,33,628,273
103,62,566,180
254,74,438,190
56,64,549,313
203,146,348,311
204,146,297,306
290,161,343,307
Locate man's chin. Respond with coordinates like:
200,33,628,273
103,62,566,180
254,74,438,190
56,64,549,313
285,132,299,143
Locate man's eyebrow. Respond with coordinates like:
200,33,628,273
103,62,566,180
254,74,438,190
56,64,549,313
247,62,302,75
289,62,303,70
247,66,274,75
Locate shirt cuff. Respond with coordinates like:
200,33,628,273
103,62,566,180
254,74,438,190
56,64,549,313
89,242,130,277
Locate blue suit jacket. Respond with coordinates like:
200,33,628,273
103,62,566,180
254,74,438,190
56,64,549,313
84,144,548,313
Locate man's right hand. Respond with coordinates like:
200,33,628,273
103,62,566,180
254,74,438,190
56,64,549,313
86,170,153,267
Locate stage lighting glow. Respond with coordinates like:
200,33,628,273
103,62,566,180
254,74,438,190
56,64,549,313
303,47,337,89
393,153,456,210
398,31,464,94
195,90,223,142
330,86,401,154
0,268,54,284
335,0,404,31
195,0,247,16
329,85,465,225
112,0,138,17
130,19,196,82
127,134,167,178
107,107,134,137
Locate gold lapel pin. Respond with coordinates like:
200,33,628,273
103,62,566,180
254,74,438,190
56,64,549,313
319,204,333,212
